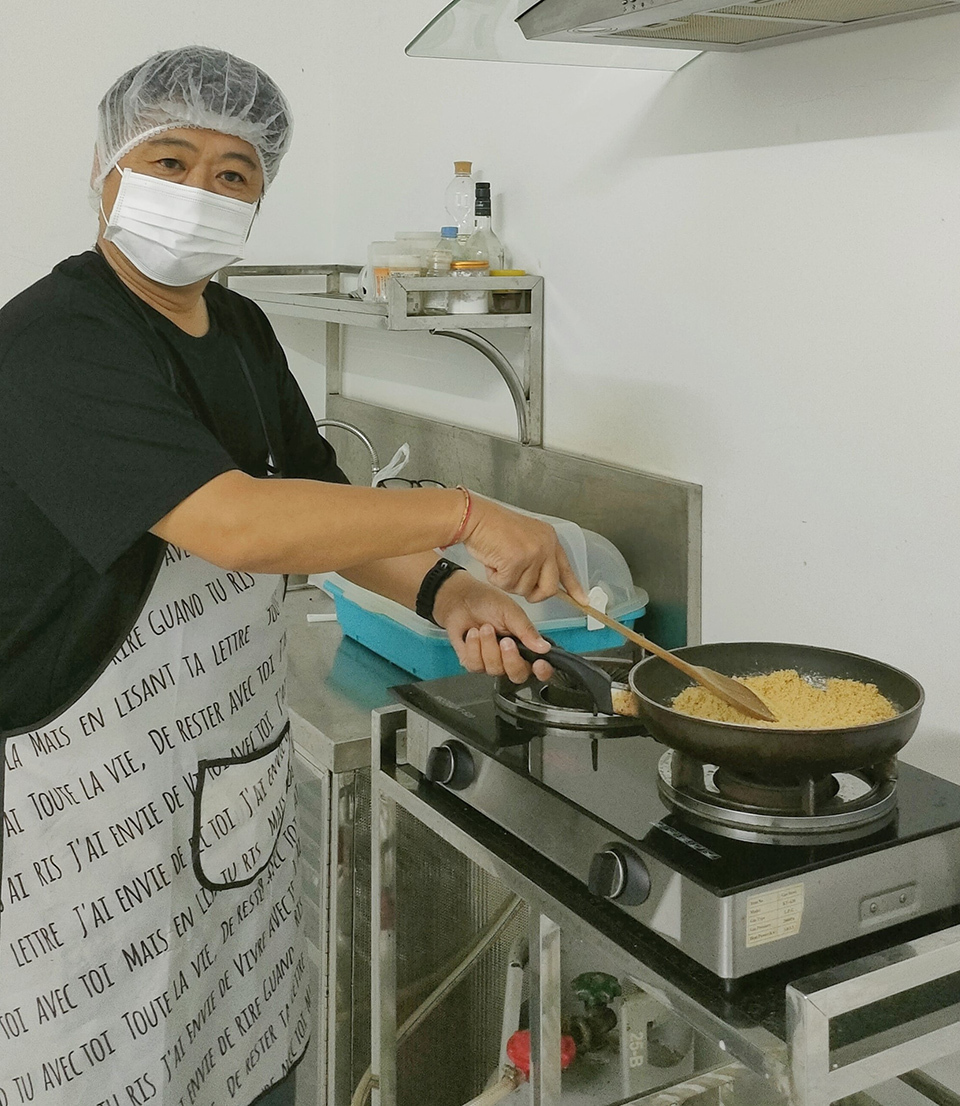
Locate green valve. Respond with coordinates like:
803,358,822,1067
571,972,622,1008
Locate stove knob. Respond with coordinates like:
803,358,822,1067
424,741,475,791
588,845,650,906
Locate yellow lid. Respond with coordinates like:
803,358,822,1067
490,269,525,277
454,161,472,174
451,260,489,269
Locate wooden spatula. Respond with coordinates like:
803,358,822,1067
559,592,777,723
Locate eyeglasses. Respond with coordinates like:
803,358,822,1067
375,478,447,489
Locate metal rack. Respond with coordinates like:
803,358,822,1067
219,264,545,446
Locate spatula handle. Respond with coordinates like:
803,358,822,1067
557,592,776,721
557,592,704,680
558,591,658,652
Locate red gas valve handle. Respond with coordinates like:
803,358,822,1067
505,1029,577,1077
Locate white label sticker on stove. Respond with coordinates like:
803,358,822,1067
745,883,805,947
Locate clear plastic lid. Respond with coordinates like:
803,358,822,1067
444,507,645,625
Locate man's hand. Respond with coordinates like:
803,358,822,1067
460,496,588,606
432,570,555,683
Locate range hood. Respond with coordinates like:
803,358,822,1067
517,0,960,51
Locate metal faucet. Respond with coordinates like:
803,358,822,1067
315,419,381,482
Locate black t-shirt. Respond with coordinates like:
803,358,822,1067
0,250,346,734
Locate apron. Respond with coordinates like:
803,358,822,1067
0,545,310,1106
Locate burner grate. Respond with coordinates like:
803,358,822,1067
658,751,898,845
495,656,642,734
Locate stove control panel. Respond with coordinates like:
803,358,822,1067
424,741,476,791
588,844,651,906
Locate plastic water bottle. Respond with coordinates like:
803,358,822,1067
444,161,474,241
423,227,460,315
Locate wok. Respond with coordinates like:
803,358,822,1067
627,642,924,779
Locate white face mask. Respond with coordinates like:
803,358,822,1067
101,167,258,286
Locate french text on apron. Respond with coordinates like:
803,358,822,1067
0,545,310,1106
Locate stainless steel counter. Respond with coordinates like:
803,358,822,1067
284,585,412,772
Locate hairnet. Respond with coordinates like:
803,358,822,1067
91,46,292,194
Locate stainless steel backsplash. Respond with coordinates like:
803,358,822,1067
324,396,701,648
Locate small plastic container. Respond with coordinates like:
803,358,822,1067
449,259,490,314
369,239,425,313
368,241,398,303
316,513,649,679
423,227,460,316
489,270,530,314
321,580,647,680
395,232,438,247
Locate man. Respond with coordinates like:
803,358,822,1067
0,46,580,1106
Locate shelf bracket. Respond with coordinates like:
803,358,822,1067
429,327,533,445
388,273,544,447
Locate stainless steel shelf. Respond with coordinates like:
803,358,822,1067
220,264,545,446
249,291,392,329
248,288,535,330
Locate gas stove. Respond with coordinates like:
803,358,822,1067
393,670,960,982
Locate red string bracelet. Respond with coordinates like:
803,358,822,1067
441,485,472,549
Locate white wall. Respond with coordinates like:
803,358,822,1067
3,2,960,782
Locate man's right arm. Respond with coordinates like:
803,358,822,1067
150,470,465,574
150,471,586,605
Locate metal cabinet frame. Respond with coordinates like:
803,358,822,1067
372,705,960,1106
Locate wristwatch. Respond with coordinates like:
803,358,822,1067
416,559,466,625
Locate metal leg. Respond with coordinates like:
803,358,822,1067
325,319,342,400
526,279,543,447
528,913,562,1106
371,772,398,1106
329,772,358,1106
